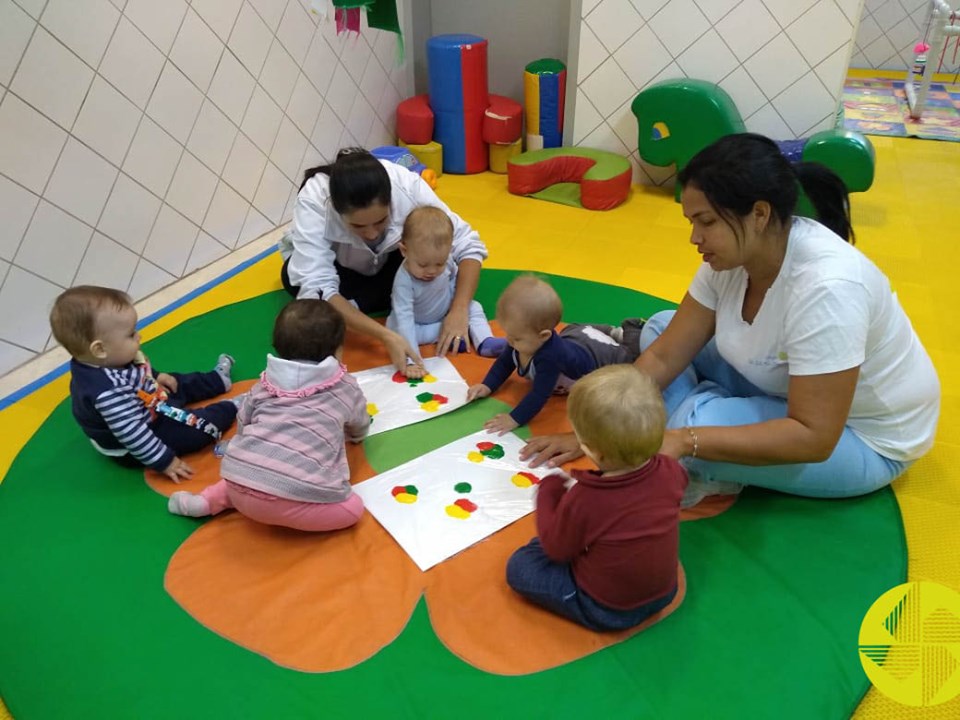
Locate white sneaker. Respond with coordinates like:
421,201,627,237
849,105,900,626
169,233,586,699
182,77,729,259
168,491,211,517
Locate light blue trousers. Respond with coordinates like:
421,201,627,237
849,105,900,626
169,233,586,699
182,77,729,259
641,311,909,498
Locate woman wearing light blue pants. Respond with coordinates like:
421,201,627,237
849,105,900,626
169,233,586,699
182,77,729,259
640,310,908,498
521,134,940,501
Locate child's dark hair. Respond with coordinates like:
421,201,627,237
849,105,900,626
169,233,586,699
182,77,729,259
300,148,391,214
50,285,133,357
678,133,854,244
272,299,345,362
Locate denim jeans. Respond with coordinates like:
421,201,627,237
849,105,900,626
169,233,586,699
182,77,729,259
506,538,677,632
641,310,909,498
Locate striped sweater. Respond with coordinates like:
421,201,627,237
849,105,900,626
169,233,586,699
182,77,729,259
69,358,175,471
220,354,370,503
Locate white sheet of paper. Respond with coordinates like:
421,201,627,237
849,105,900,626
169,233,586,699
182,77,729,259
351,356,469,436
352,430,548,571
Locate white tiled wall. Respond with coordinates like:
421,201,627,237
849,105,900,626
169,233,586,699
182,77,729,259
0,0,409,376
851,0,929,70
572,0,864,186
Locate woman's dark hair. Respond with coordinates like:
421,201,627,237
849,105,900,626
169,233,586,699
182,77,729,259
677,133,853,243
272,299,345,362
300,147,391,214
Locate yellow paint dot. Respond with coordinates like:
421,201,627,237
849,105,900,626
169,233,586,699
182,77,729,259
445,504,470,519
421,400,441,412
423,374,437,383
367,403,379,416
395,493,417,504
511,473,533,488
467,451,485,463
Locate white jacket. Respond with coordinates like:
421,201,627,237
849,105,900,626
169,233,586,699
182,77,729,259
279,161,488,300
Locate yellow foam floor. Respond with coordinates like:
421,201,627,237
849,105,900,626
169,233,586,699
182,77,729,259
1,134,958,718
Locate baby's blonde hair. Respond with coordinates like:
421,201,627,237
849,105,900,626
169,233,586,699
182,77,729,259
568,365,665,469
496,275,562,333
49,285,133,358
401,206,453,252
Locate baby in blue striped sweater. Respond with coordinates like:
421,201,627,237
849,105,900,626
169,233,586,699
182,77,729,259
50,285,237,483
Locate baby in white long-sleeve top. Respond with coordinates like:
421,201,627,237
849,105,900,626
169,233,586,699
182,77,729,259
387,206,506,378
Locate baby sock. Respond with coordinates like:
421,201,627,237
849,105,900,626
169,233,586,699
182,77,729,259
168,491,212,517
214,353,234,391
477,337,508,358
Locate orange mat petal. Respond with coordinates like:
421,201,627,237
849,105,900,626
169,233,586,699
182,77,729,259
165,510,424,672
425,514,686,675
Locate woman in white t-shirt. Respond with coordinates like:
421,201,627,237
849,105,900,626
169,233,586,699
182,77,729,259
522,133,940,501
279,148,489,372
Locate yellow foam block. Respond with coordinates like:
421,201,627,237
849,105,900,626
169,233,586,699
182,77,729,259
488,138,522,174
398,140,443,177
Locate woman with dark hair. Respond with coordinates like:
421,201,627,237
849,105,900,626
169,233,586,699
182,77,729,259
522,133,940,504
278,148,488,371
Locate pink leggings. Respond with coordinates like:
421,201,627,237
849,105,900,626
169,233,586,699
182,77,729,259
200,479,364,531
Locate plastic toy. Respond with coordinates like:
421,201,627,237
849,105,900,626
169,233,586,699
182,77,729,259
371,145,438,189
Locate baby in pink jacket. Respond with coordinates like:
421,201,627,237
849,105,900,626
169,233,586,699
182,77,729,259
167,299,370,531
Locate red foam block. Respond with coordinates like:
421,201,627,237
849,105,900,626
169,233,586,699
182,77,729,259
397,94,434,145
483,94,523,144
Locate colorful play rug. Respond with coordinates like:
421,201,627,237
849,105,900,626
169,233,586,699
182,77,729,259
842,76,960,141
0,270,906,719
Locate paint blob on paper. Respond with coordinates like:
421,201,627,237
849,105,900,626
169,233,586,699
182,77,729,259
467,441,505,462
511,472,540,488
391,371,437,387
391,485,419,504
445,497,478,519
454,482,472,493
416,392,449,412
367,403,379,417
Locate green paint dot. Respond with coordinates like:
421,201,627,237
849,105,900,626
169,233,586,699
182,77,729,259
480,445,505,459
415,392,434,403
405,485,418,496
454,482,472,493
407,377,424,386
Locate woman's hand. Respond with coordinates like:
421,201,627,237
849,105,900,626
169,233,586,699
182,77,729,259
437,305,470,357
383,331,422,374
519,433,583,468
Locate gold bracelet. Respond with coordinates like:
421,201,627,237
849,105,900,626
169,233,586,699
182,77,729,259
685,426,699,458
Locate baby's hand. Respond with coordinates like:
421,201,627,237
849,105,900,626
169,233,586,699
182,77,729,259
466,384,491,402
404,363,427,379
156,372,178,393
163,457,194,483
484,413,519,435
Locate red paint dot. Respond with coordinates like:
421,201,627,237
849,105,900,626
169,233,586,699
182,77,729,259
454,498,478,513
476,441,496,451
391,371,408,383
433,394,449,404
391,486,406,497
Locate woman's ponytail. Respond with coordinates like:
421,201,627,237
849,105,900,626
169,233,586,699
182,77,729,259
795,162,854,244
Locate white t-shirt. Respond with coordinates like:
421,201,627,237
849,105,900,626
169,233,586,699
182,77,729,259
688,217,940,461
